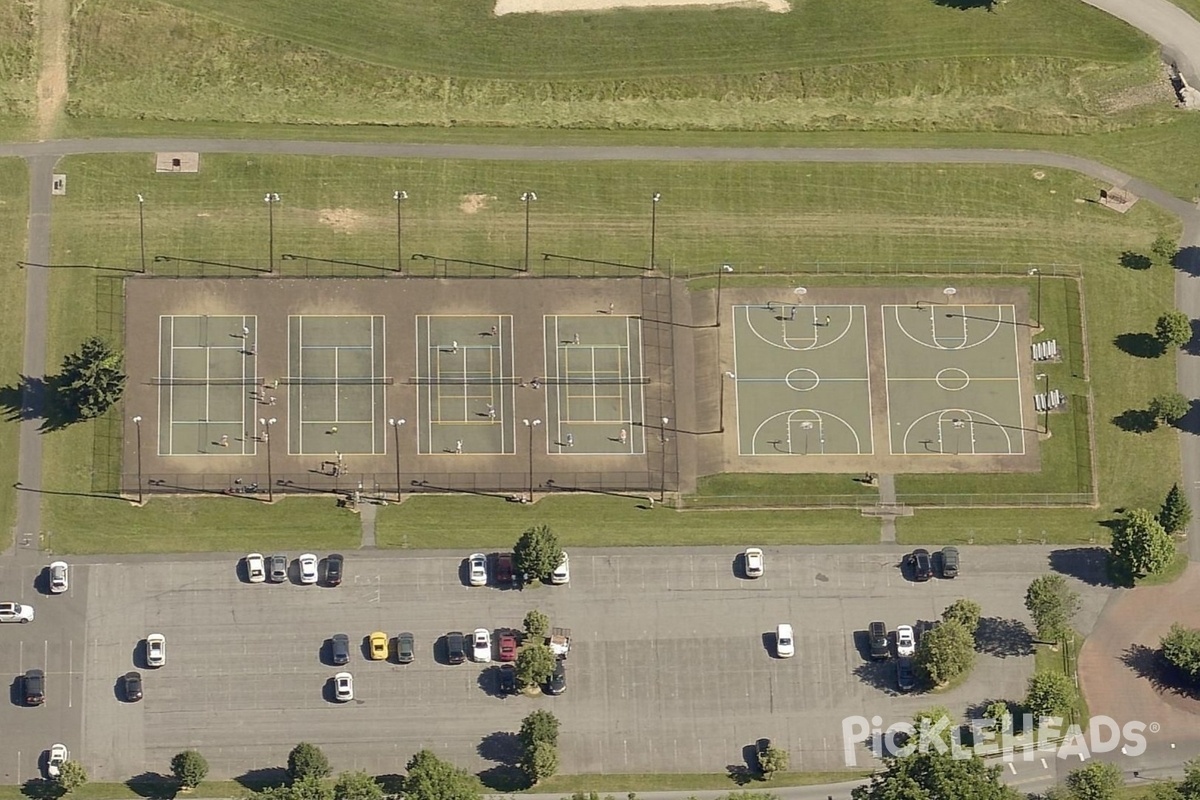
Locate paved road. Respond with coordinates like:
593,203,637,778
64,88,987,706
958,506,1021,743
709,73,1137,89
1083,0,1200,87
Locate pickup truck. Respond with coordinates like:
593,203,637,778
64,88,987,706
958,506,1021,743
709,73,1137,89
548,627,571,659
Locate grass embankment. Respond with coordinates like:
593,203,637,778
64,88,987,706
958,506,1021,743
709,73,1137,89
0,0,34,126
41,156,1175,550
0,160,28,536
67,0,1164,135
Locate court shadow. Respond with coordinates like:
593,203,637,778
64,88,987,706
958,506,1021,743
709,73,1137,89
1113,332,1165,359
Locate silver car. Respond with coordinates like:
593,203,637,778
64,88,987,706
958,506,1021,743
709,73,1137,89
146,633,166,667
49,562,69,594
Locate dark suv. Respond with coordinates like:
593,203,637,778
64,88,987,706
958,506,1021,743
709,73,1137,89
546,660,566,695
24,668,45,706
940,546,959,579
909,549,933,582
494,553,516,587
325,554,344,586
447,632,466,665
868,622,890,660
331,634,350,666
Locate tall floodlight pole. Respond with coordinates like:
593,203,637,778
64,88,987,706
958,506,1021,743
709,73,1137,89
389,417,406,501
523,418,542,500
721,371,735,434
800,420,814,455
136,194,146,273
1037,372,1049,434
260,417,277,502
264,193,280,272
952,418,965,456
521,192,537,272
393,190,407,271
716,264,734,327
650,192,661,270
132,415,143,505
660,416,670,502
1028,268,1043,330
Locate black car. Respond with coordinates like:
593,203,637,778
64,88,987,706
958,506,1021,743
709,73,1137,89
909,549,933,582
325,554,344,587
447,632,466,665
268,554,288,583
868,621,890,660
124,671,143,702
24,668,45,706
331,634,350,666
497,664,517,695
397,632,415,664
896,657,916,692
546,660,566,695
940,546,959,579
494,553,516,587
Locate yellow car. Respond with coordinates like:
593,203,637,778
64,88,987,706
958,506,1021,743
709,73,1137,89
368,631,389,661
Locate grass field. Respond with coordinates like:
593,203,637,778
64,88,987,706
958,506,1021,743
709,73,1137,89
0,1,34,124
65,0,1168,135
38,155,1177,551
0,159,28,540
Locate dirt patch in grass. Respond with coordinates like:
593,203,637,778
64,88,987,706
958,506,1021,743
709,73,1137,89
459,193,492,214
316,207,368,233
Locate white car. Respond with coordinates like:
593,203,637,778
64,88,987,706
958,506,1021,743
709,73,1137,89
334,671,354,702
47,743,68,779
468,553,488,587
245,553,266,583
49,562,69,594
0,601,34,623
146,633,166,667
896,625,916,657
472,628,492,663
744,548,764,578
550,551,570,585
298,553,319,585
776,623,795,658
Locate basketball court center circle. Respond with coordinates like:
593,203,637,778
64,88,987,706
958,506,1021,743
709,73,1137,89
935,367,970,391
785,368,820,392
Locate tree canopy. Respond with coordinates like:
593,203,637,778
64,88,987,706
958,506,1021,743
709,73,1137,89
513,524,562,582
523,609,549,639
332,770,384,800
1159,483,1193,535
915,620,975,687
1149,392,1190,426
850,749,1018,800
519,740,559,786
1111,507,1177,581
519,709,561,749
171,750,208,789
516,644,557,689
1024,574,1080,644
1024,671,1076,719
56,336,126,421
1162,624,1200,684
403,749,480,800
942,599,982,634
1155,311,1192,350
1064,761,1123,800
287,743,331,784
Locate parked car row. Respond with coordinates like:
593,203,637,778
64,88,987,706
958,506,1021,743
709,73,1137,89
867,621,923,692
468,551,569,586
244,553,342,585
906,547,959,581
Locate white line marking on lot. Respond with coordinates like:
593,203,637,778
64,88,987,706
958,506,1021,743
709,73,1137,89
68,638,73,708
623,739,628,765
1010,763,1018,774
1040,758,1048,769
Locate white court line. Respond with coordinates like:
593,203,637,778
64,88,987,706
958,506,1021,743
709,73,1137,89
732,307,742,452
859,306,875,455
882,306,896,455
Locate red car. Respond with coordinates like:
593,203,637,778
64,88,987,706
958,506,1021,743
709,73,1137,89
497,632,518,662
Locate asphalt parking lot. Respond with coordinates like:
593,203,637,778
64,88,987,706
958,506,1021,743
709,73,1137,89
0,546,1113,781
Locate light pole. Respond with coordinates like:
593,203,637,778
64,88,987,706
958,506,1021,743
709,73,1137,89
650,192,661,270
393,190,407,271
660,416,670,502
721,371,735,434
389,417,406,501
523,418,542,501
800,420,814,455
1028,268,1042,330
943,286,957,304
132,415,143,505
260,417,277,502
521,191,537,272
1037,372,1049,434
716,263,733,326
952,418,965,455
136,194,146,273
264,193,280,272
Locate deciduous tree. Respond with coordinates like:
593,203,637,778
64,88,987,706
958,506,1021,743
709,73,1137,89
519,741,559,786
1024,574,1079,644
519,709,561,750
1149,392,1190,425
1153,234,1179,267
523,609,549,639
513,524,562,582
332,770,383,800
516,645,557,690
851,749,1018,800
942,599,982,634
287,743,331,784
1162,624,1200,683
1064,760,1123,800
1156,311,1193,350
403,749,480,800
914,621,975,686
757,744,789,779
1024,671,1076,719
56,761,88,794
171,749,209,789
1111,507,1177,580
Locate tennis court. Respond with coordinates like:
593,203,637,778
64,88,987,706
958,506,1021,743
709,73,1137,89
542,314,647,455
287,315,388,456
730,303,873,456
156,314,259,456
883,303,1026,456
414,315,516,455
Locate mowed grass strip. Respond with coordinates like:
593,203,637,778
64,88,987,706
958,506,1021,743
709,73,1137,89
67,0,1164,133
0,159,28,536
373,495,878,548
0,1,34,122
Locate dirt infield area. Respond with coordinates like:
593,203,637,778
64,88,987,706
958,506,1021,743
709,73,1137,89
494,0,790,15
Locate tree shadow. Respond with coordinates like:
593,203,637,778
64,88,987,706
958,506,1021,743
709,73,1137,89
1048,547,1115,587
125,772,177,799
1175,244,1200,277
477,731,521,766
1172,398,1200,436
20,779,64,800
234,768,288,792
1113,332,1165,359
974,617,1034,658
1111,408,1157,434
853,658,900,694
375,775,405,796
1121,643,1200,699
1120,251,1153,270
931,0,994,8
477,765,528,793
0,374,84,432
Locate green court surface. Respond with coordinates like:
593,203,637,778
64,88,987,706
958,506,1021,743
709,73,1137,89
731,303,872,456
156,314,259,455
883,303,1025,456
287,315,387,456
414,314,516,455
542,314,647,455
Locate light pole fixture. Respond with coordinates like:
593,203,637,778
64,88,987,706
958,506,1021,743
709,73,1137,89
1028,268,1043,330
800,420,814,455
521,191,537,272
136,194,146,273
393,191,407,271
522,418,542,500
264,193,281,272
952,418,965,455
1037,372,1049,434
260,417,277,502
943,286,957,304
650,192,661,271
389,417,406,501
715,263,734,327
659,415,670,503
132,415,143,505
